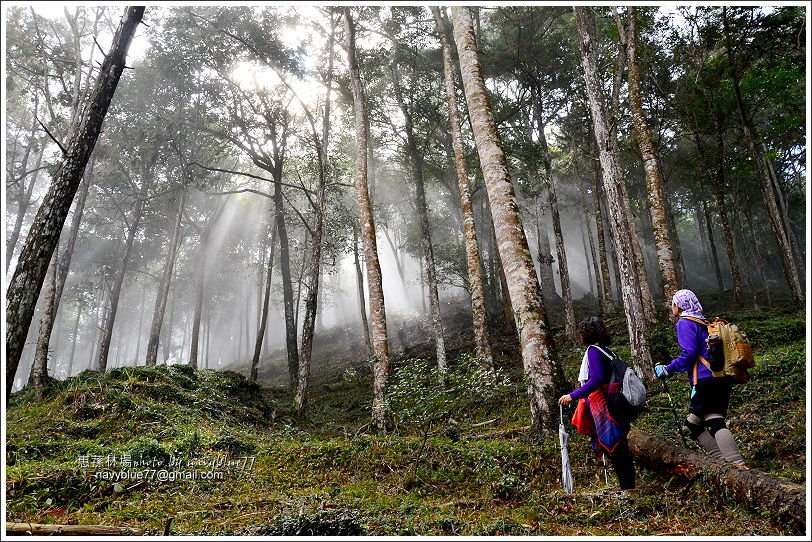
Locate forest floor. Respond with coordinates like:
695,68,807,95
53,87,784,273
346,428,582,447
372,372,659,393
4,297,806,536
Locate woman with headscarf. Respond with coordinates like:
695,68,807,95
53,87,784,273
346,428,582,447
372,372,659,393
654,289,747,466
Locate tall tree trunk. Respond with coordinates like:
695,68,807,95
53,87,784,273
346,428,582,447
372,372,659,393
452,6,565,437
593,156,615,313
67,303,81,378
296,16,337,409
433,6,493,369
626,7,679,305
274,180,299,389
663,188,686,286
580,211,595,298
621,180,655,321
7,116,44,273
242,280,250,362
722,8,803,306
711,111,744,306
582,196,603,307
5,7,144,395
345,8,392,432
29,252,59,388
163,281,176,364
532,196,560,308
702,200,725,291
575,7,654,382
532,97,575,339
763,142,804,275
90,282,107,371
494,233,516,336
391,63,447,370
134,287,146,362
732,207,759,308
694,204,711,277
542,157,576,341
252,214,277,382
204,304,211,369
742,191,772,306
353,224,374,358
188,201,226,370
97,173,151,373
381,227,407,286
146,187,186,366
31,160,92,387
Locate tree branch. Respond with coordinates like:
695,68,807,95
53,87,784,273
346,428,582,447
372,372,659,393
35,117,67,155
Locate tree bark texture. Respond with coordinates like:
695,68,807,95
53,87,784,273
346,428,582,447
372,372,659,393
146,187,186,366
452,6,564,437
295,18,336,413
626,7,679,305
6,6,145,396
575,7,654,382
628,429,805,533
269,134,299,390
29,160,95,388
434,6,493,369
391,62,447,371
345,8,392,432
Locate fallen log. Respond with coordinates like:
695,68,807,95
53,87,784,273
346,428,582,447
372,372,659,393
6,523,144,536
628,428,805,533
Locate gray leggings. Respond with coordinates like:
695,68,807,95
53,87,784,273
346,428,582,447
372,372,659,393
685,412,745,465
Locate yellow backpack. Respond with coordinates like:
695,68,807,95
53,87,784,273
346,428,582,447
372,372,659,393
682,316,755,384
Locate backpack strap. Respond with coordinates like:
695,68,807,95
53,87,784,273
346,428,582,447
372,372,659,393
680,315,708,326
680,316,723,381
590,344,614,361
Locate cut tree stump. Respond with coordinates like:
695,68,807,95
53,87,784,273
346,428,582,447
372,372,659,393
6,523,145,536
628,428,805,533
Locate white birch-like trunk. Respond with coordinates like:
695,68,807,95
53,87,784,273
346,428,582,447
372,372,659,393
452,7,565,437
575,7,655,382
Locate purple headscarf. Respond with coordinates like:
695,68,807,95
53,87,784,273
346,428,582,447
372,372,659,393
672,289,704,319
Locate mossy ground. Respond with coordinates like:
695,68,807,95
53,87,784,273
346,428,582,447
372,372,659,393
5,301,806,535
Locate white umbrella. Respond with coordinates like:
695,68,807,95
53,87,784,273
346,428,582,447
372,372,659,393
559,404,574,493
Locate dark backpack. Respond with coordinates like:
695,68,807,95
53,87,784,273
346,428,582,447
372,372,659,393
591,345,647,423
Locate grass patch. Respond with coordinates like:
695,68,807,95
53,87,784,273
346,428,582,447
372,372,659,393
4,304,805,535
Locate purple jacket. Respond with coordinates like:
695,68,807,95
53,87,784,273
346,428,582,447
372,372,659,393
665,317,712,385
570,345,610,401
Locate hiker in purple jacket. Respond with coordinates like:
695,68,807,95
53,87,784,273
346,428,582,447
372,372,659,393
559,317,635,490
654,289,746,466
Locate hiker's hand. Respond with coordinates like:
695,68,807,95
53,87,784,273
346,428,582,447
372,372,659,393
654,364,670,380
558,394,573,406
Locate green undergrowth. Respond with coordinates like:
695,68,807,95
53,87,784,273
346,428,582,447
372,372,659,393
4,305,805,535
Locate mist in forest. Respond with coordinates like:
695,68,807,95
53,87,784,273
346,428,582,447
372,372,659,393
5,5,805,394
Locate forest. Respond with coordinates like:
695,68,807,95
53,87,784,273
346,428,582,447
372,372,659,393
3,4,808,537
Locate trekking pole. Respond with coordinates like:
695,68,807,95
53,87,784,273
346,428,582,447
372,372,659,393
659,376,689,448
